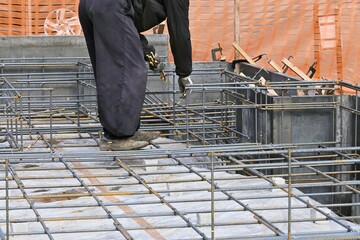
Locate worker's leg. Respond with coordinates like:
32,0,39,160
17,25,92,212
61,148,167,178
80,0,147,138
78,0,96,75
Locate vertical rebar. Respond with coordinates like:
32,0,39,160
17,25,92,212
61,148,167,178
5,94,9,141
5,159,10,240
19,95,23,151
77,79,81,128
339,81,343,147
265,89,269,144
211,153,215,240
27,76,32,129
259,91,263,144
280,97,284,143
172,73,177,134
287,149,292,240
14,95,18,146
355,89,358,153
332,89,339,144
49,89,53,149
202,86,206,143
220,72,226,129
254,90,258,143
186,90,190,147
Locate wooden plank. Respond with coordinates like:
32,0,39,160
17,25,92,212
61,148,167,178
153,23,165,34
232,42,257,65
281,58,311,80
267,59,283,72
257,77,278,96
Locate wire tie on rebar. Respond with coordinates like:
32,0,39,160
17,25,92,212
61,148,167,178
208,152,217,157
27,135,41,149
253,215,262,224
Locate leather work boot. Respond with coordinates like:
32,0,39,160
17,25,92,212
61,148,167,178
131,130,161,142
99,138,149,151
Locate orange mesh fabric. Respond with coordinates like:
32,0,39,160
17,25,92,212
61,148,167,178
0,0,79,36
236,0,360,84
189,0,235,62
0,0,359,85
0,0,235,62
0,0,26,35
144,0,235,62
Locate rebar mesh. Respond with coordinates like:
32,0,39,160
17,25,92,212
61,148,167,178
0,57,359,240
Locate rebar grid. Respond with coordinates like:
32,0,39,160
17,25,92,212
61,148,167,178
0,57,359,239
1,147,360,239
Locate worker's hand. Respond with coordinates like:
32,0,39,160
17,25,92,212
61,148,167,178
178,76,193,99
143,44,156,61
143,44,160,71
143,46,167,81
145,52,165,72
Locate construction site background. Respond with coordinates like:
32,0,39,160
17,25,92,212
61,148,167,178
0,0,359,84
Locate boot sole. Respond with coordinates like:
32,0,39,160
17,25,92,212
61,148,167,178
131,131,161,142
99,141,149,151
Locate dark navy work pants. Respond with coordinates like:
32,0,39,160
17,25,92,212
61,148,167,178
79,0,147,139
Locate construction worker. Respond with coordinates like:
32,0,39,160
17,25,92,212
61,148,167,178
133,0,193,98
78,0,160,151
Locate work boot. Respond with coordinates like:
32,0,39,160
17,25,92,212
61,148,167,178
99,138,149,151
131,130,161,142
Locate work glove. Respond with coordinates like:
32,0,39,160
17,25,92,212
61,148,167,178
143,44,167,81
145,52,167,81
143,44,156,61
145,52,165,73
143,45,161,71
178,76,193,99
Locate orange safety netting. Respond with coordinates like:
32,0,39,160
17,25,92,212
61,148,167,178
0,0,79,36
0,0,359,84
236,0,360,84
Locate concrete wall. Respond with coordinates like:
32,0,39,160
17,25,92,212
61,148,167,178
0,35,169,60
